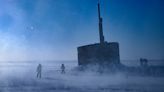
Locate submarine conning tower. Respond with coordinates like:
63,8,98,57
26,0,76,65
77,0,120,66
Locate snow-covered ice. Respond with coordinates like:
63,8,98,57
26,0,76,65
0,61,164,92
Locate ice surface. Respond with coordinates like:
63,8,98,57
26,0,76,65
0,61,164,92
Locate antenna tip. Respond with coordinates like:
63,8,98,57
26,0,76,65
98,0,100,4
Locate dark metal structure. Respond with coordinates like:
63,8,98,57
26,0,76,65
77,1,120,66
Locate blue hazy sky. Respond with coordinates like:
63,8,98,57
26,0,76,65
0,0,164,61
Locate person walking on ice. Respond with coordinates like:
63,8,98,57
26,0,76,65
37,64,42,78
61,64,65,74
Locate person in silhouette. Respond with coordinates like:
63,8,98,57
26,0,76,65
37,64,42,78
143,58,148,66
61,64,65,74
140,58,144,66
140,58,148,67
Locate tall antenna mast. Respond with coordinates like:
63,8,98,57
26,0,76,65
98,0,105,45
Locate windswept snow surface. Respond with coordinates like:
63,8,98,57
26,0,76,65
0,61,164,92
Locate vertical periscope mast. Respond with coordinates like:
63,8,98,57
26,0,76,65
98,0,105,45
